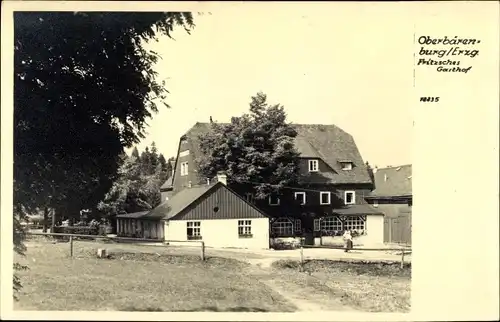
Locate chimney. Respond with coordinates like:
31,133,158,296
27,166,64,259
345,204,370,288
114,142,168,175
216,172,227,185
188,181,192,188
206,178,210,186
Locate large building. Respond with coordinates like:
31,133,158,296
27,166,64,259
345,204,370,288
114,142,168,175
117,122,388,249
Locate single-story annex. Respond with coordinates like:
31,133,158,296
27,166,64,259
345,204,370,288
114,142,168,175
116,174,271,249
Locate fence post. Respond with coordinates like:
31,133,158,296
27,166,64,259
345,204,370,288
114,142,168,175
69,236,74,258
400,250,405,269
300,246,304,271
200,241,205,261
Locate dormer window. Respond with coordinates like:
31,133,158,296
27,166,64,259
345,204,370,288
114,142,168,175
308,159,319,172
340,162,353,170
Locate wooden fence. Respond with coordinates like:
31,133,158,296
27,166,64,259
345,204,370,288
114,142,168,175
26,232,206,261
301,244,412,268
26,232,411,268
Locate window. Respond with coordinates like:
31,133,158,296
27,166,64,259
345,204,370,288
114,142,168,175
321,216,343,232
308,159,319,172
268,195,280,206
294,192,306,205
271,218,293,237
186,221,201,240
314,219,321,231
341,162,353,170
344,216,365,231
245,193,255,204
180,161,189,176
372,200,379,207
344,191,356,205
294,219,302,232
238,220,252,237
320,191,331,205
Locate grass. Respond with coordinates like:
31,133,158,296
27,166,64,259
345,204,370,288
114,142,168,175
16,239,411,313
272,259,411,312
14,241,295,312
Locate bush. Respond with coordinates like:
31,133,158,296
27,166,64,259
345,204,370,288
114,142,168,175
97,225,113,236
53,226,99,240
54,225,99,235
270,238,302,250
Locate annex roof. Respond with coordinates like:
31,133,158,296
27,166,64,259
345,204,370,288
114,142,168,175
368,164,412,198
116,211,150,219
147,184,214,220
332,204,383,216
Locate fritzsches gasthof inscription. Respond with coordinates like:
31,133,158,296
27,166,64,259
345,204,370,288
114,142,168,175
416,36,480,74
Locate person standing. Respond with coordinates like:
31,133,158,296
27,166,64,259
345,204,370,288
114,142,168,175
343,229,353,252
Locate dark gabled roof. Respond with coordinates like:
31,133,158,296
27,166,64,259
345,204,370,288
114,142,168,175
332,204,383,216
294,137,323,159
369,164,412,198
293,124,372,184
116,211,150,219
170,122,372,185
146,181,269,221
146,183,215,220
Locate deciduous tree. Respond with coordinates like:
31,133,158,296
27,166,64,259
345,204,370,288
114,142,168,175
197,92,300,199
14,11,194,298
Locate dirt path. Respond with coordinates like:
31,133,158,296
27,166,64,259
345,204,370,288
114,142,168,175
244,258,356,312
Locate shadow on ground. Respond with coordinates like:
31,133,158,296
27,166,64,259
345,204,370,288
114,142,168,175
120,305,269,312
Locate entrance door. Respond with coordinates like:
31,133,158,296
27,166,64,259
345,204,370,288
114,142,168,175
301,216,315,245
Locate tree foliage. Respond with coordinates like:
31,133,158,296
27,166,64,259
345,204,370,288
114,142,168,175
197,92,301,199
14,12,194,298
97,143,171,222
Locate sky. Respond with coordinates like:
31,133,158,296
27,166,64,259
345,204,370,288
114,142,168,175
129,5,414,168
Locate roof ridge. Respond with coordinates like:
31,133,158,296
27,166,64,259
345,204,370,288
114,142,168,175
377,164,412,170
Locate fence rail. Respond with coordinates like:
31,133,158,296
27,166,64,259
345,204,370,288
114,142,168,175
300,245,411,268
26,232,206,261
26,232,410,268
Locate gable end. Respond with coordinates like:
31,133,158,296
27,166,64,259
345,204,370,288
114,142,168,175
170,184,268,221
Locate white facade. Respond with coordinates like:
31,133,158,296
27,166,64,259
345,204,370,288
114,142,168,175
315,214,385,246
164,218,270,249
